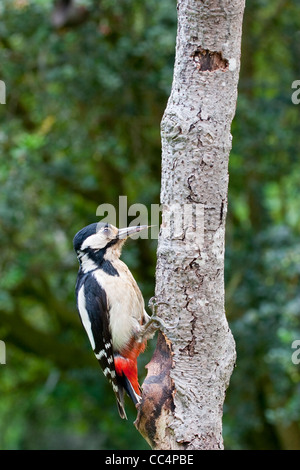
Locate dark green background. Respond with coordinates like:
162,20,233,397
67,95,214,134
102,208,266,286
0,0,299,450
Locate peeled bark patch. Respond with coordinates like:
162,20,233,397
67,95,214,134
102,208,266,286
192,47,229,71
135,332,176,450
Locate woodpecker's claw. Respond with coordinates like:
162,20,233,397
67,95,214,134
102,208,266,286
148,296,169,314
145,297,179,333
147,315,178,331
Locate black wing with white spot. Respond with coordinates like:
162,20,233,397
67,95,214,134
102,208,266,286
75,271,127,419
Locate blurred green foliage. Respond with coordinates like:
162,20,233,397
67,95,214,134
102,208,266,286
0,0,299,450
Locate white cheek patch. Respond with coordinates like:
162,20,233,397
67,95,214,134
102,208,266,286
81,233,107,251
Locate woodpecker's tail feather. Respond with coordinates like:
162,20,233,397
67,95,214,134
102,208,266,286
122,374,142,406
115,387,127,420
115,376,141,419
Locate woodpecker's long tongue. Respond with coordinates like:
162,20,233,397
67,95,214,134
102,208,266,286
117,225,148,239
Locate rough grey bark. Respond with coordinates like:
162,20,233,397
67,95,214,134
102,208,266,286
135,0,245,450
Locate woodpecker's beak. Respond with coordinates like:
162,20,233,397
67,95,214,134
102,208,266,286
117,225,149,239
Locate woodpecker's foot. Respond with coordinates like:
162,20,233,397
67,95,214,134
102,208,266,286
146,315,175,331
137,317,159,343
139,299,179,343
148,297,178,329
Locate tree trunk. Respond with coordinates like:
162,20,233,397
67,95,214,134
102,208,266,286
135,0,245,450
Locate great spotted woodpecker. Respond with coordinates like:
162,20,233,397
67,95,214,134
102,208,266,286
73,222,157,419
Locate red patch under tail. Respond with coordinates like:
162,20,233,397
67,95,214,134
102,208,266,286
114,341,147,395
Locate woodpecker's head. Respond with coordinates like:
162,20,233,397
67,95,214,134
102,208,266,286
73,222,148,269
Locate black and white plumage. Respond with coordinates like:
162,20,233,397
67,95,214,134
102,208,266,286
73,222,155,419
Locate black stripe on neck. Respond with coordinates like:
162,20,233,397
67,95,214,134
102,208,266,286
83,240,119,276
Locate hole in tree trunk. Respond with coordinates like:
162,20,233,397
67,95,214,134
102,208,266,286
192,47,228,71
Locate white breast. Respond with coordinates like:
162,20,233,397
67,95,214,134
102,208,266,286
93,261,145,352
